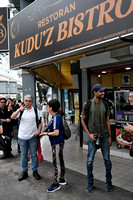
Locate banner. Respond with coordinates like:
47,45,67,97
9,0,133,68
0,7,8,51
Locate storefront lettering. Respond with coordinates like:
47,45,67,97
38,1,76,28
115,0,133,18
14,27,54,58
13,0,133,58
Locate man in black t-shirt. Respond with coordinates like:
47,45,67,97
0,98,13,158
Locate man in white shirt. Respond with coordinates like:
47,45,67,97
11,95,42,181
41,97,49,127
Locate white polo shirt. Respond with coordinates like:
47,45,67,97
17,107,41,140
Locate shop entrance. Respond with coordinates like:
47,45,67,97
90,64,133,150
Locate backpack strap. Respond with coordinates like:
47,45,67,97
102,100,108,119
84,100,91,128
34,108,38,128
19,111,23,121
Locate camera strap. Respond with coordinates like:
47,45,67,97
92,99,104,132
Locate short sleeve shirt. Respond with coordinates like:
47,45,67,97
82,99,110,137
48,112,64,145
17,107,41,140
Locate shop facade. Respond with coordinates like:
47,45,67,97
8,0,133,147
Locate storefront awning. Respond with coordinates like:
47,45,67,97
32,61,78,89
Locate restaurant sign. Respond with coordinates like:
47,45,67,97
0,7,9,51
9,0,133,69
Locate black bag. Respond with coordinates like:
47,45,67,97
63,120,71,140
0,137,5,150
129,142,133,157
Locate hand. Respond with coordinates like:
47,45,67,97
34,132,40,137
89,134,96,142
19,106,25,112
108,136,112,147
39,132,48,136
6,118,11,123
124,123,133,132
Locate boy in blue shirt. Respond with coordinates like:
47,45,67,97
40,99,66,192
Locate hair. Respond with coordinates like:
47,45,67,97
7,98,13,101
48,99,60,113
130,89,133,92
0,98,7,103
24,94,33,101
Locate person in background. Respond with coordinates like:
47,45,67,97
81,84,113,192
71,108,75,124
41,97,49,127
40,99,66,193
0,118,3,134
13,98,19,109
0,98,13,158
18,99,23,108
11,95,42,181
11,98,20,153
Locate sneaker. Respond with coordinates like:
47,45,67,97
87,183,94,193
47,182,61,193
106,182,114,192
59,178,67,185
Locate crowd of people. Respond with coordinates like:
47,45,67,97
0,95,66,193
0,86,133,194
0,97,21,158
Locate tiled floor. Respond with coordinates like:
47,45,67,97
41,123,133,192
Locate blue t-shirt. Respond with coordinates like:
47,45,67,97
48,112,64,145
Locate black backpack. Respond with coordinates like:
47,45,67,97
84,99,108,128
63,119,71,140
56,114,71,140
19,108,41,128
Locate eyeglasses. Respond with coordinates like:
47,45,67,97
24,100,32,102
0,102,6,103
129,96,133,99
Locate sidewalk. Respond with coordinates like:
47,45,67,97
0,123,133,200
41,122,133,192
0,141,133,200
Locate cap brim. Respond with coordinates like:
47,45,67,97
99,87,106,91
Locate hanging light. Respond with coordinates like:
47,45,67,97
125,67,131,70
101,71,107,74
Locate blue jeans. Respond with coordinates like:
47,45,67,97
18,136,38,173
87,136,112,184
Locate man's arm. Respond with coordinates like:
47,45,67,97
34,122,42,137
106,116,112,147
124,123,133,132
11,106,25,119
81,115,96,142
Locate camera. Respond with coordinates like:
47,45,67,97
93,134,102,149
1,135,10,141
0,135,10,150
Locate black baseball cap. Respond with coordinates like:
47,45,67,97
92,84,106,92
